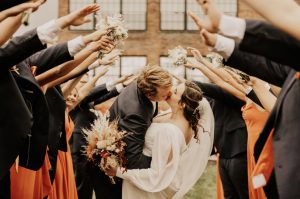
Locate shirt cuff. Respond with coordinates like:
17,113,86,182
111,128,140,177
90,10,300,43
67,36,86,57
106,81,115,91
115,83,124,93
213,34,235,60
218,15,246,42
37,19,62,45
88,60,100,70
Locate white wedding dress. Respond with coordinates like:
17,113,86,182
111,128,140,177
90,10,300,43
116,98,215,199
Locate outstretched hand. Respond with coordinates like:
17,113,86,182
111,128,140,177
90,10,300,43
0,0,46,22
200,29,217,47
98,49,122,65
187,47,204,63
187,0,222,33
68,4,100,26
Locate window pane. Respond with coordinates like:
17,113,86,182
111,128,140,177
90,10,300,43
69,0,95,30
121,56,147,75
122,0,147,30
160,0,185,30
216,0,237,16
96,0,121,16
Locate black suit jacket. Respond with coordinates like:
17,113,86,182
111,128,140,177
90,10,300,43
6,42,72,172
226,21,300,198
194,82,247,158
240,20,300,69
0,29,46,71
109,81,157,169
0,29,46,180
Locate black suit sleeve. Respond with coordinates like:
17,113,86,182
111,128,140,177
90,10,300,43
193,81,245,108
80,84,109,105
23,42,73,75
93,89,119,106
0,29,46,70
226,45,291,87
119,114,151,169
240,20,300,70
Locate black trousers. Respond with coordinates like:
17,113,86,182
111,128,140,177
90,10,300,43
73,151,122,199
219,152,249,199
0,171,10,199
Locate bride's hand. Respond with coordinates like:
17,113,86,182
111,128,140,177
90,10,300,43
104,166,117,177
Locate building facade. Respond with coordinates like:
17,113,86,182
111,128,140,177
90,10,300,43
58,0,267,82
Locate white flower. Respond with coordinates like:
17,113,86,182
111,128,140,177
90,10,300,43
96,140,107,149
168,46,188,67
96,14,128,43
106,144,116,151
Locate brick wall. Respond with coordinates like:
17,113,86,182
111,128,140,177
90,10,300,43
59,0,297,63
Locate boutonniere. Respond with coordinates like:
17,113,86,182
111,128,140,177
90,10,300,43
295,72,300,79
10,65,20,75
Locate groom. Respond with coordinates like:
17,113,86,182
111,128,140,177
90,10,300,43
98,65,172,199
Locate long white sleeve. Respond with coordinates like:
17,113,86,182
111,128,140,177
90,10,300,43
218,15,246,42
37,20,61,45
117,124,184,193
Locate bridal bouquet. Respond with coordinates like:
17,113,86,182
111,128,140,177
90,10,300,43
83,112,128,184
168,46,188,67
96,14,128,58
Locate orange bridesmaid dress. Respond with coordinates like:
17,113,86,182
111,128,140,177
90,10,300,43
241,102,269,199
48,111,78,199
10,153,52,199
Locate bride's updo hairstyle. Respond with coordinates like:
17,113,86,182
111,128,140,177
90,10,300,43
179,81,203,141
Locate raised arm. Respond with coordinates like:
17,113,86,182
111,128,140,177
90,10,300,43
0,3,100,70
186,50,246,102
247,76,277,112
36,36,113,86
243,0,300,41
0,0,45,22
67,65,110,111
0,14,22,46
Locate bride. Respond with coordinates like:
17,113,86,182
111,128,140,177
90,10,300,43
105,81,214,199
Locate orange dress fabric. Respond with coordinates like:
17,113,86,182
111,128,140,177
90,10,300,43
251,128,275,188
10,153,52,199
241,103,269,199
48,112,78,199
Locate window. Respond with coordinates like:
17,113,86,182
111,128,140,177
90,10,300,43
69,0,95,30
161,0,237,30
69,0,147,31
120,56,147,75
92,56,147,85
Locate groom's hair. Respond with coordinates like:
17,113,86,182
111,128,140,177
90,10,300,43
137,65,172,97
